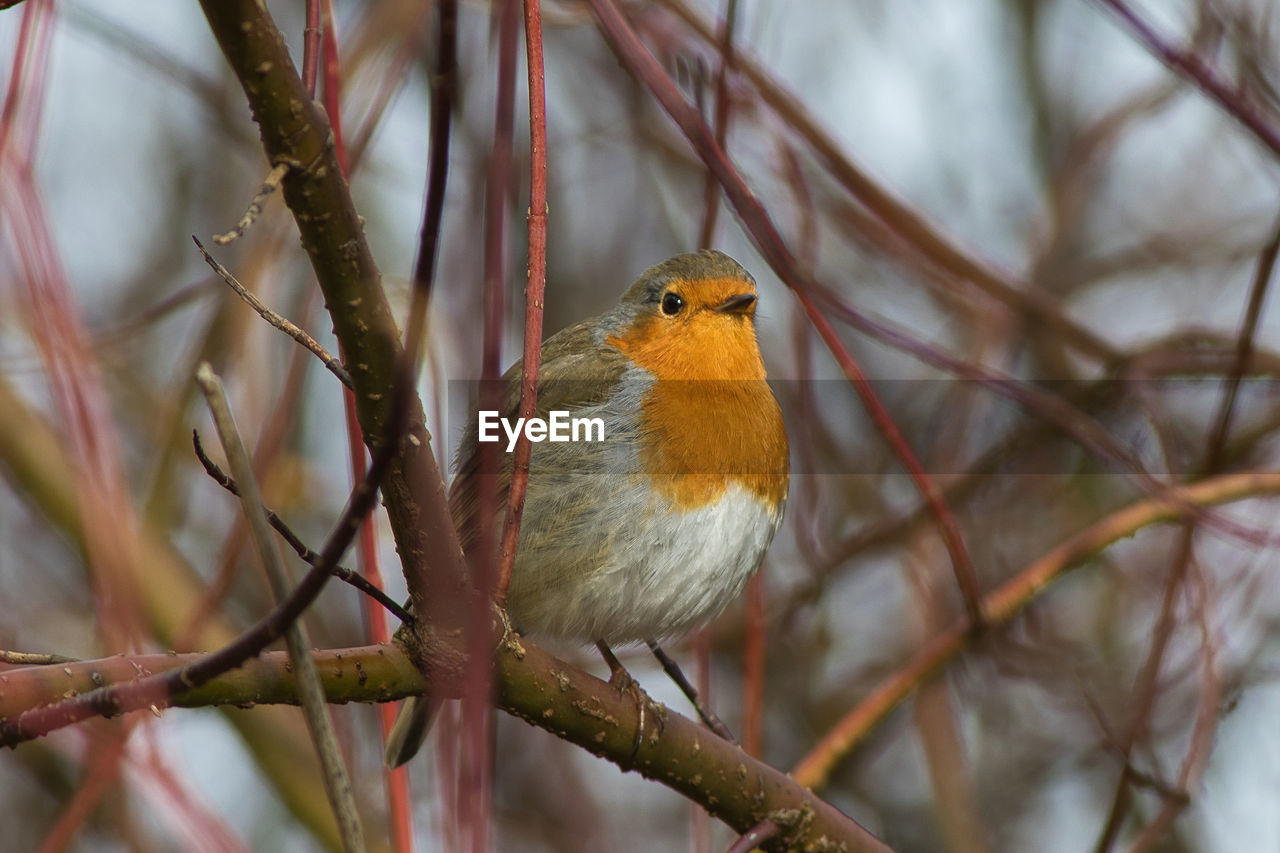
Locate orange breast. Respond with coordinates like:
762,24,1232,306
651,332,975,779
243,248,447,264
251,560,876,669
607,310,789,511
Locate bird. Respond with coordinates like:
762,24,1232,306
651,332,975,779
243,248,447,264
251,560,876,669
385,249,789,767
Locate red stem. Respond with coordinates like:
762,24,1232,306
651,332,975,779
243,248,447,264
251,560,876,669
476,0,520,602
496,0,549,599
301,0,320,96
316,9,412,846
320,1,349,177
696,0,738,249
742,569,766,758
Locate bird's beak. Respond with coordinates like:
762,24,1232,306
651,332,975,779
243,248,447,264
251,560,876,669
713,293,757,314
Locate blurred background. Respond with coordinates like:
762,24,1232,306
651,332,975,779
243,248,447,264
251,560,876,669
2,0,1280,851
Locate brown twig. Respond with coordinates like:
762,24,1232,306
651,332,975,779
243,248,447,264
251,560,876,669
193,236,353,389
1122,559,1222,853
196,363,365,853
212,161,290,245
471,0,520,610
812,293,1277,549
799,292,986,626
192,430,411,623
1204,214,1280,471
653,0,1120,364
1094,0,1280,159
1092,210,1280,852
789,470,1280,790
741,568,766,758
409,0,457,310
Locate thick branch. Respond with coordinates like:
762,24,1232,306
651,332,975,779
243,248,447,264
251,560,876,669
197,0,465,631
2,634,892,853
0,646,425,715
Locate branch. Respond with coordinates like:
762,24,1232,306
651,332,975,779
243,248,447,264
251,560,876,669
197,0,466,634
497,0,549,596
196,364,365,852
1,633,893,853
194,237,353,390
0,646,425,715
656,0,1120,363
791,470,1280,790
1095,0,1280,160
0,345,415,749
192,430,411,623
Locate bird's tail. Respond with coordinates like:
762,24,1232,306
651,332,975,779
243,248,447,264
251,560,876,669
384,695,441,768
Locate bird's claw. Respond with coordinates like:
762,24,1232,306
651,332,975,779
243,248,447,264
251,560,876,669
597,641,665,761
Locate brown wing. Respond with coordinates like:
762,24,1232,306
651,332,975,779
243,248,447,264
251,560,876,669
447,320,631,555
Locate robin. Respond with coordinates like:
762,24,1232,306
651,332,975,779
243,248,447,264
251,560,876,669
386,249,789,766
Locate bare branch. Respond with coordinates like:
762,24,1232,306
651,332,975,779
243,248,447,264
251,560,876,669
193,236,353,390
196,363,365,852
212,161,290,245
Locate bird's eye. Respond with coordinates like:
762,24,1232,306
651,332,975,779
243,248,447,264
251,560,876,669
661,292,684,316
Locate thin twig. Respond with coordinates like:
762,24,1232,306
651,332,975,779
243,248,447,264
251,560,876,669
655,0,1120,364
1092,210,1280,852
192,430,411,623
789,470,1280,790
1122,561,1222,853
799,292,986,626
1203,213,1280,471
0,651,78,666
811,293,1277,549
496,0,549,598
301,0,320,96
1094,0,1280,159
741,569,766,758
213,161,290,244
195,363,366,853
409,0,457,307
472,0,520,605
193,236,353,389
696,0,738,249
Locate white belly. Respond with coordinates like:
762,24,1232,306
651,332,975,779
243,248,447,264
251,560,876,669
506,481,783,644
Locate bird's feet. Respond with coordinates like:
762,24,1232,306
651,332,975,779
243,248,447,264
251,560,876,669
596,641,665,761
646,639,737,744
